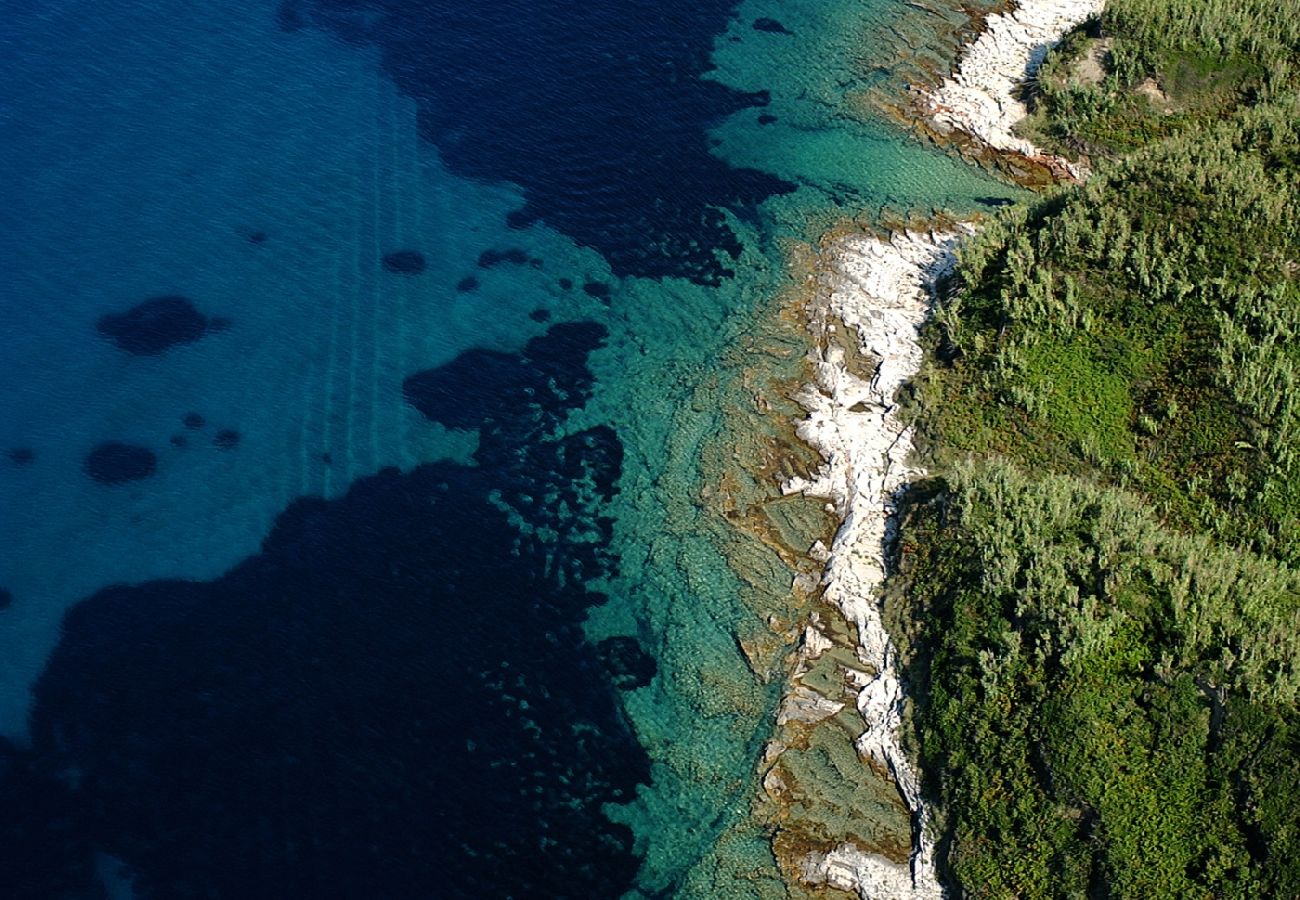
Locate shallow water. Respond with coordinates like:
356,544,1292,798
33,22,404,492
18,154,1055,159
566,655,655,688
0,0,1014,895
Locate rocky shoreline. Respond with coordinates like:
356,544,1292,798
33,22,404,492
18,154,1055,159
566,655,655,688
777,1,1103,896
785,228,964,899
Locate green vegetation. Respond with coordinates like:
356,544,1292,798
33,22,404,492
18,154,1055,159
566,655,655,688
1023,0,1298,157
921,97,1300,559
900,466,1300,898
899,2,1300,895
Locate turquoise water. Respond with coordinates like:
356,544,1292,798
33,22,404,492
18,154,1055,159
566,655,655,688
0,0,1014,894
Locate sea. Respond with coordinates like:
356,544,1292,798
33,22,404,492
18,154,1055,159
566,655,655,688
0,0,1016,896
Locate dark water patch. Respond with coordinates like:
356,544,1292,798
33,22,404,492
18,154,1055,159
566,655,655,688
276,0,306,31
753,17,792,35
169,434,188,449
208,316,233,333
583,281,612,303
759,114,777,125
505,208,536,230
404,321,607,434
403,349,536,431
8,447,35,466
11,314,643,898
213,429,240,450
0,738,102,899
248,230,268,244
456,276,479,292
553,425,623,502
18,459,644,898
85,442,157,484
289,0,795,284
382,249,427,274
530,308,551,322
558,278,573,291
596,636,657,691
0,589,11,611
477,247,534,269
183,412,205,430
97,296,213,356
320,452,332,465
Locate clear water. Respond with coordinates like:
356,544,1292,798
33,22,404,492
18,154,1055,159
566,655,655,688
0,0,1015,895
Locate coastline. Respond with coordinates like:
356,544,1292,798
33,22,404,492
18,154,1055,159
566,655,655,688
785,228,964,899
777,1,1101,895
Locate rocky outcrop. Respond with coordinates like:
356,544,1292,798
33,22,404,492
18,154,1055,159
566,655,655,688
927,0,1104,177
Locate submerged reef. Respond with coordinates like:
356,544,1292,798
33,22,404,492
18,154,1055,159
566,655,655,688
476,247,534,268
752,17,792,35
403,322,606,433
596,636,657,691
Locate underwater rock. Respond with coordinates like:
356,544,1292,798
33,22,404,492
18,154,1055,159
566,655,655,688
556,426,623,501
596,636,657,690
0,588,11,610
558,278,573,290
213,429,240,450
96,296,211,356
753,17,792,35
8,447,35,466
183,413,205,430
759,114,777,125
529,308,551,323
85,442,157,484
456,276,479,292
382,250,427,274
169,435,188,449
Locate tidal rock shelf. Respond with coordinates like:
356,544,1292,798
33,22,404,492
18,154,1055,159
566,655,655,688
781,1,1103,897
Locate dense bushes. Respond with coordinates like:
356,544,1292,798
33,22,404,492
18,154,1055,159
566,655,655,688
902,466,1300,898
903,3,1300,895
921,97,1300,561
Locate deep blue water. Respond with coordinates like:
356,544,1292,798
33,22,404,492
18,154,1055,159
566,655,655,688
280,0,796,285
13,326,649,898
0,0,1020,894
0,0,779,894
